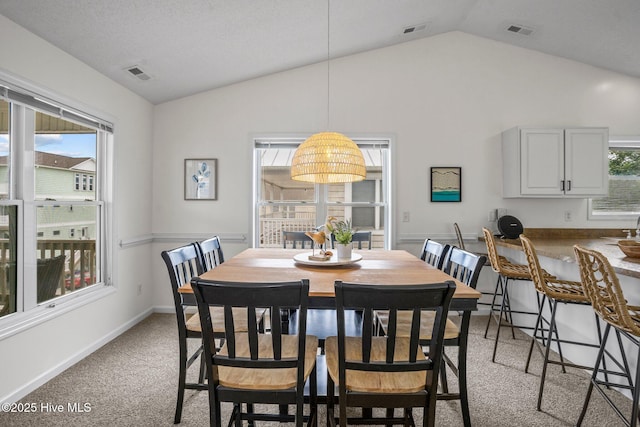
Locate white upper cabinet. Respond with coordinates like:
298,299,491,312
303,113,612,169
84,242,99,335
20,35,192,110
502,127,609,198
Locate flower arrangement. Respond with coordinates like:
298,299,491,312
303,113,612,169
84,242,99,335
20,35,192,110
325,216,355,245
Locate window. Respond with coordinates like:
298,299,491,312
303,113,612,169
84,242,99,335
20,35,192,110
253,137,391,248
590,137,640,219
0,77,113,319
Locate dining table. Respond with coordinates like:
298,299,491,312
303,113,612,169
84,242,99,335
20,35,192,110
179,247,482,408
179,248,481,311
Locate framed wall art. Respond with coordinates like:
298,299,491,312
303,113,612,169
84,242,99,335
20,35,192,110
430,166,461,202
185,158,217,200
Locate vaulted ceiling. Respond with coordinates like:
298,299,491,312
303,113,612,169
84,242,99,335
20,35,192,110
1,0,638,105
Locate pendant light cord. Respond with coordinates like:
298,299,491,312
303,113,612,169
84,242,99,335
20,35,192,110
326,0,330,131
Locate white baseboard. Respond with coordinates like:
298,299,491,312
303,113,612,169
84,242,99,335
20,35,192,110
1,307,153,404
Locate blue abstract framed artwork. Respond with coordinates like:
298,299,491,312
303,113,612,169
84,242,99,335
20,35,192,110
185,158,217,200
430,167,461,202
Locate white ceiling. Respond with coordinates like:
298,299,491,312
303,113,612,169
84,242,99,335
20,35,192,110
1,0,639,105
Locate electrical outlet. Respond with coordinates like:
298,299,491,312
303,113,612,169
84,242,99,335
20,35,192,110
402,211,410,222
488,209,497,222
564,210,572,222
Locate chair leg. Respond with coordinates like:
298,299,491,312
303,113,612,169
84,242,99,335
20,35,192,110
440,354,449,394
458,322,471,427
537,299,559,411
308,364,318,427
491,277,511,363
327,372,335,426
525,295,547,373
594,313,610,386
174,336,188,424
484,275,502,339
577,324,611,426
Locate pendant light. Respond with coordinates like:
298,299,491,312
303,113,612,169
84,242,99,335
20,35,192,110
290,0,366,184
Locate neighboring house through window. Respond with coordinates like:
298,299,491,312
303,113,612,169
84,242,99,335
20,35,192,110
253,136,391,249
0,75,113,320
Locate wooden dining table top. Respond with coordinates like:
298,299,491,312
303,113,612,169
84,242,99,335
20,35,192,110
179,248,481,305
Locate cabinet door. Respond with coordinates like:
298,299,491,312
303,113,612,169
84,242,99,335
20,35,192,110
564,128,608,196
520,129,564,195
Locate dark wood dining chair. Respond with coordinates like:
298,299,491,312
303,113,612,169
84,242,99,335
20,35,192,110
196,235,224,271
574,245,640,427
375,247,485,427
161,244,207,424
420,238,450,270
521,235,605,411
330,230,372,249
326,280,456,427
191,278,318,427
283,230,312,249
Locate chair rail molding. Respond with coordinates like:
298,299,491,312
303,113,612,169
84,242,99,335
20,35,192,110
119,233,247,249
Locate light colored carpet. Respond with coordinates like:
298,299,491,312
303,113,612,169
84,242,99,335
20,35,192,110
0,313,630,426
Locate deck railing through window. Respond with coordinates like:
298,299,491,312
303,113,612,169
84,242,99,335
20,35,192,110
0,239,96,302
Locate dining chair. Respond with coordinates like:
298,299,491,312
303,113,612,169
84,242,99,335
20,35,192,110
420,238,450,270
161,244,208,424
196,235,224,271
482,227,543,362
520,235,605,411
330,230,372,249
374,247,485,427
574,245,640,427
283,230,313,249
36,254,66,303
191,278,318,427
326,280,456,427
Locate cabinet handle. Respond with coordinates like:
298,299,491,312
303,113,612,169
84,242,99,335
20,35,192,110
567,180,572,191
561,180,565,191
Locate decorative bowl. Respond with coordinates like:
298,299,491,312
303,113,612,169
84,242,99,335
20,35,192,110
618,240,640,258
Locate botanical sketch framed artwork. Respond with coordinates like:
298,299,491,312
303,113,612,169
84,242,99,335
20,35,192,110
185,158,217,200
430,166,461,202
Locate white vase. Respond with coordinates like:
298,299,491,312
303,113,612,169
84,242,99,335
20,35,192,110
336,242,353,259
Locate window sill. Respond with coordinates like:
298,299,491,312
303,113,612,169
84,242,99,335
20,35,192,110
0,285,115,341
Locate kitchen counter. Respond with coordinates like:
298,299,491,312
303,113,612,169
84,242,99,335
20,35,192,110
487,228,640,279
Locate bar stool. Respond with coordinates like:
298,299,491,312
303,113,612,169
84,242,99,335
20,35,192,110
482,228,545,362
520,235,605,411
574,245,640,426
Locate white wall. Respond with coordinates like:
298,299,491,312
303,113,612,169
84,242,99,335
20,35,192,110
0,15,154,401
152,31,640,308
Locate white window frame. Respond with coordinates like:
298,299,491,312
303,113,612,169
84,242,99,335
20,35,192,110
0,73,114,336
588,136,640,220
252,135,393,249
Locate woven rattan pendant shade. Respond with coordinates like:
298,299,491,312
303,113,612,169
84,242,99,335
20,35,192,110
290,131,366,183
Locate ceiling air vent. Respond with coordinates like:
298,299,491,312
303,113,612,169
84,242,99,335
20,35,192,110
403,23,427,35
125,65,152,81
506,24,534,36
